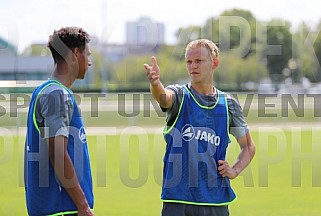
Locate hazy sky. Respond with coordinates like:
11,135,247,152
1,0,321,53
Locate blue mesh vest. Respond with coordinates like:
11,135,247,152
162,85,236,205
24,80,94,216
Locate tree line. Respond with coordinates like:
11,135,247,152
26,9,321,92
96,8,321,92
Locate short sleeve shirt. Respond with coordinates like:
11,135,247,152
35,84,74,138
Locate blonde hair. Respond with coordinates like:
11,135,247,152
185,39,219,59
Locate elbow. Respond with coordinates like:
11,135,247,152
249,142,256,160
245,132,256,160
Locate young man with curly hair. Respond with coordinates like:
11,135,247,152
24,26,94,216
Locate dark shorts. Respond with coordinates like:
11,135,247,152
161,202,229,216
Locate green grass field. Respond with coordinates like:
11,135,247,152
1,93,321,215
1,129,321,215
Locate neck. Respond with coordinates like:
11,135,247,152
51,62,76,89
190,83,215,95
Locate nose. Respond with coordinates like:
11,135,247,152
191,61,198,68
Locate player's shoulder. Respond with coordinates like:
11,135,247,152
217,91,243,112
221,91,239,103
37,83,72,106
166,83,183,90
166,84,184,94
40,83,69,96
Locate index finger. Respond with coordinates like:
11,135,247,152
151,56,157,68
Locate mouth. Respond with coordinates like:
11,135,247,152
190,72,199,75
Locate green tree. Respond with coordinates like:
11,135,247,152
202,9,257,58
312,22,321,82
292,22,315,82
175,26,202,47
215,53,268,90
219,9,256,57
260,19,293,84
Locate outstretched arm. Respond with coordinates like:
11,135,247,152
144,56,174,109
218,132,256,179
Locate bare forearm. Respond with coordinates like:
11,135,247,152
48,137,90,211
232,145,255,175
150,82,172,108
145,56,173,109
59,155,89,210
233,132,256,174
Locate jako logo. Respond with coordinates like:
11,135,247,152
79,126,87,143
181,124,195,141
181,124,221,146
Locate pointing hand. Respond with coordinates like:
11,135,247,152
144,56,160,86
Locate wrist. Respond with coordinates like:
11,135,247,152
233,167,239,177
77,201,90,211
150,80,161,87
75,193,90,211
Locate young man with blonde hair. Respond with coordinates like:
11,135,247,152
144,39,256,216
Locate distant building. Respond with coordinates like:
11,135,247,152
0,39,51,81
101,15,166,59
0,36,17,55
0,41,95,89
100,43,127,61
0,21,166,91
100,43,162,61
0,55,52,80
126,17,165,47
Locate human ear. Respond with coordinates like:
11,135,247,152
72,47,79,57
213,58,219,69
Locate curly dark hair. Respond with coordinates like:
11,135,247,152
47,26,90,63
